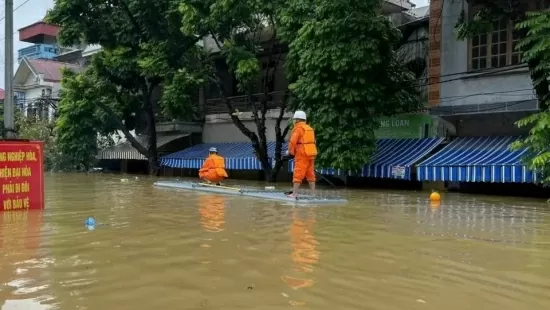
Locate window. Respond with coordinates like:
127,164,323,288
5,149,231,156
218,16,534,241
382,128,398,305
470,17,520,70
469,1,550,70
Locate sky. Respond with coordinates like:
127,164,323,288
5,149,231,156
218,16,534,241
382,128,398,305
0,0,54,88
414,0,429,7
0,0,429,88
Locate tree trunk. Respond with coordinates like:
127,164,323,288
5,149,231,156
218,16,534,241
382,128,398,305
269,157,284,182
143,85,159,176
269,99,290,183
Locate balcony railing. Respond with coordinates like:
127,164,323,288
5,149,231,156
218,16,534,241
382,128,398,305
17,44,59,62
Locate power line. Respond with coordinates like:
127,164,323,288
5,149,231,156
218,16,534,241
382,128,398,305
0,0,34,23
0,0,37,43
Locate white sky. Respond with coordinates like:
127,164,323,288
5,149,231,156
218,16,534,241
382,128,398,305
413,0,429,7
0,0,54,88
0,0,431,88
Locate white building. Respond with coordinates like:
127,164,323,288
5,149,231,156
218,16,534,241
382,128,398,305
13,57,81,121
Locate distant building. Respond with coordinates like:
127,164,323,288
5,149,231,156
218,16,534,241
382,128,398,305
13,57,80,121
17,21,65,62
427,0,540,137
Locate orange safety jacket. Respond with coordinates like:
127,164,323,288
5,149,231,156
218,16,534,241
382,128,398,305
289,122,318,158
200,154,228,177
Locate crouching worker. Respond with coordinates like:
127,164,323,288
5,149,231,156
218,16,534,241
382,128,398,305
286,111,318,197
199,147,228,185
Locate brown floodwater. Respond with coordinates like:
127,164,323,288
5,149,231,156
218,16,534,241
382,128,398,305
1,173,549,309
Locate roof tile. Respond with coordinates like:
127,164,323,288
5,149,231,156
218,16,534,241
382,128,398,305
26,58,81,82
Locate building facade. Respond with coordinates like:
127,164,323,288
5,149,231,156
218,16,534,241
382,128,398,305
428,0,540,137
13,57,80,121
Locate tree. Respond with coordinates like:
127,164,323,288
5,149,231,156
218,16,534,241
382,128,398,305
56,69,116,171
179,0,291,182
454,2,550,184
13,111,104,171
47,0,202,174
510,11,550,184
278,0,421,170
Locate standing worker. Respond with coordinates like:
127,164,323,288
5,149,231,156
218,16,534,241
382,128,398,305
286,111,318,197
199,147,228,185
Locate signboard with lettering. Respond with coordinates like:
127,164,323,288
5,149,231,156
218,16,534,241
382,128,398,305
375,114,434,139
0,141,44,211
391,166,406,179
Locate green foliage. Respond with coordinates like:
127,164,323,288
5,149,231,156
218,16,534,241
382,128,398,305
56,68,115,170
510,111,550,183
179,0,290,181
47,0,201,173
454,8,496,40
515,11,550,101
279,0,421,170
510,11,550,184
179,0,281,94
14,111,107,171
453,1,522,40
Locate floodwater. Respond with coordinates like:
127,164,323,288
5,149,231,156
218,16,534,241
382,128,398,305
1,174,550,310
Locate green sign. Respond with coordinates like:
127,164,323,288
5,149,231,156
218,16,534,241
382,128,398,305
374,114,434,139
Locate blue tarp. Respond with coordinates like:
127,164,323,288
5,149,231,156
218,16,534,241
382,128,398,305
160,142,288,170
416,136,537,183
289,138,444,180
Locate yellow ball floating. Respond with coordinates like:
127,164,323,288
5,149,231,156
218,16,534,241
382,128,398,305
429,191,441,202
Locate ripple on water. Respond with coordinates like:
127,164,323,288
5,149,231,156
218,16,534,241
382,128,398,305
1,174,550,309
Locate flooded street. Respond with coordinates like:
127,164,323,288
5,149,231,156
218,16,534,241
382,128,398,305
1,173,550,309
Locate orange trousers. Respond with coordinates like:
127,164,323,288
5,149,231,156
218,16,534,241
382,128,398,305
199,170,226,183
293,157,316,183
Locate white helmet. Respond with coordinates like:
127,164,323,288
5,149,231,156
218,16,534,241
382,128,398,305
208,147,218,153
293,110,306,120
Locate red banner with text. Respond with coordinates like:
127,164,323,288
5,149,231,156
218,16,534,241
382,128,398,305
0,141,44,211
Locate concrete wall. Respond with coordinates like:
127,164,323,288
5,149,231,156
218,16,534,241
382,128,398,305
202,112,291,143
205,54,287,100
443,111,534,137
438,0,536,110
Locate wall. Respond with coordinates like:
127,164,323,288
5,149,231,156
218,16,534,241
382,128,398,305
205,54,287,100
438,0,536,111
443,111,534,137
18,71,59,121
202,117,290,143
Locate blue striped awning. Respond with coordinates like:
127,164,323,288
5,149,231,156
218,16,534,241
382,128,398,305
416,136,537,183
160,142,288,170
289,138,444,180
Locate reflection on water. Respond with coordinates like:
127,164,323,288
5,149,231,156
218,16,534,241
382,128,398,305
281,209,319,291
0,211,54,309
383,193,545,245
0,174,549,309
199,195,226,233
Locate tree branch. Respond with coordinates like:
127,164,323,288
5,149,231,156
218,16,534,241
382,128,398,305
276,92,291,140
209,30,224,51
116,0,145,40
262,16,278,94
208,75,257,140
96,99,148,156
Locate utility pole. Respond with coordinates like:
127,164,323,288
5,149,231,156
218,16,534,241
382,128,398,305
3,0,15,138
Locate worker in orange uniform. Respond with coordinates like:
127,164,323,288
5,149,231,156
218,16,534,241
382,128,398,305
199,147,228,185
286,111,318,197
